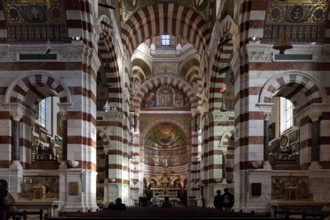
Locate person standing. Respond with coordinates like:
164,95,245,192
151,193,160,207
162,196,172,208
0,179,14,220
213,190,223,210
221,188,234,211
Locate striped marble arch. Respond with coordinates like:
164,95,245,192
259,72,326,112
4,71,72,112
121,3,211,58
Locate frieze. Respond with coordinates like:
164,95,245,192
245,45,273,62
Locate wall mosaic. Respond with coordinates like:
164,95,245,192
143,122,188,166
121,0,210,22
264,0,329,42
142,85,190,110
3,0,68,41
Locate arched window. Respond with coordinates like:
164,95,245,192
280,97,294,134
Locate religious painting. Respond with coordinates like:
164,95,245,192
34,123,41,135
251,183,262,196
69,182,79,195
141,85,190,110
39,130,47,142
268,123,276,141
57,112,63,137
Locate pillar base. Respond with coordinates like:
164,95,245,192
308,161,322,171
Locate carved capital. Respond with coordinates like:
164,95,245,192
309,111,321,122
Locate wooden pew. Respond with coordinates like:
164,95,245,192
44,207,285,220
10,209,44,220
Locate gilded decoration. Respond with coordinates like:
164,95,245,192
264,0,329,42
271,176,310,201
19,176,59,200
3,0,68,41
121,0,210,22
144,123,186,150
144,122,187,166
142,85,190,110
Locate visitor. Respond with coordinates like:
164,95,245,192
108,198,127,210
151,193,160,207
0,179,15,220
162,196,172,208
213,190,223,210
221,188,234,211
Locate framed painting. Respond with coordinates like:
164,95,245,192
39,130,48,142
268,123,275,141
69,182,79,195
34,123,41,135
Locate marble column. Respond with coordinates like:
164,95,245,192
263,113,270,162
309,112,321,169
9,111,23,198
11,112,23,161
58,110,68,162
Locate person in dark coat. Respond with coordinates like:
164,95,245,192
162,196,172,208
0,179,11,220
108,198,127,210
213,190,223,210
221,188,234,211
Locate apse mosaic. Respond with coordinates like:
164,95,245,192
3,0,68,41
143,122,188,166
142,85,190,110
264,0,329,42
144,122,186,150
121,0,210,22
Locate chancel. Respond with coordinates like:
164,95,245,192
0,0,330,219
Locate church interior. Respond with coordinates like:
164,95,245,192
0,0,330,217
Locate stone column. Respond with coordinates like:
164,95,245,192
9,111,23,199
309,112,321,170
263,112,270,162
256,103,273,169
11,112,22,161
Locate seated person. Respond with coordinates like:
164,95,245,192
162,196,172,208
108,198,127,210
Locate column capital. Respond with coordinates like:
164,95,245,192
309,111,321,122
58,102,73,119
10,112,23,121
256,103,274,118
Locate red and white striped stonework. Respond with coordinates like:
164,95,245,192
0,3,6,43
65,0,96,50
2,72,71,168
121,3,211,58
235,0,269,172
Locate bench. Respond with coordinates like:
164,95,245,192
44,207,283,220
